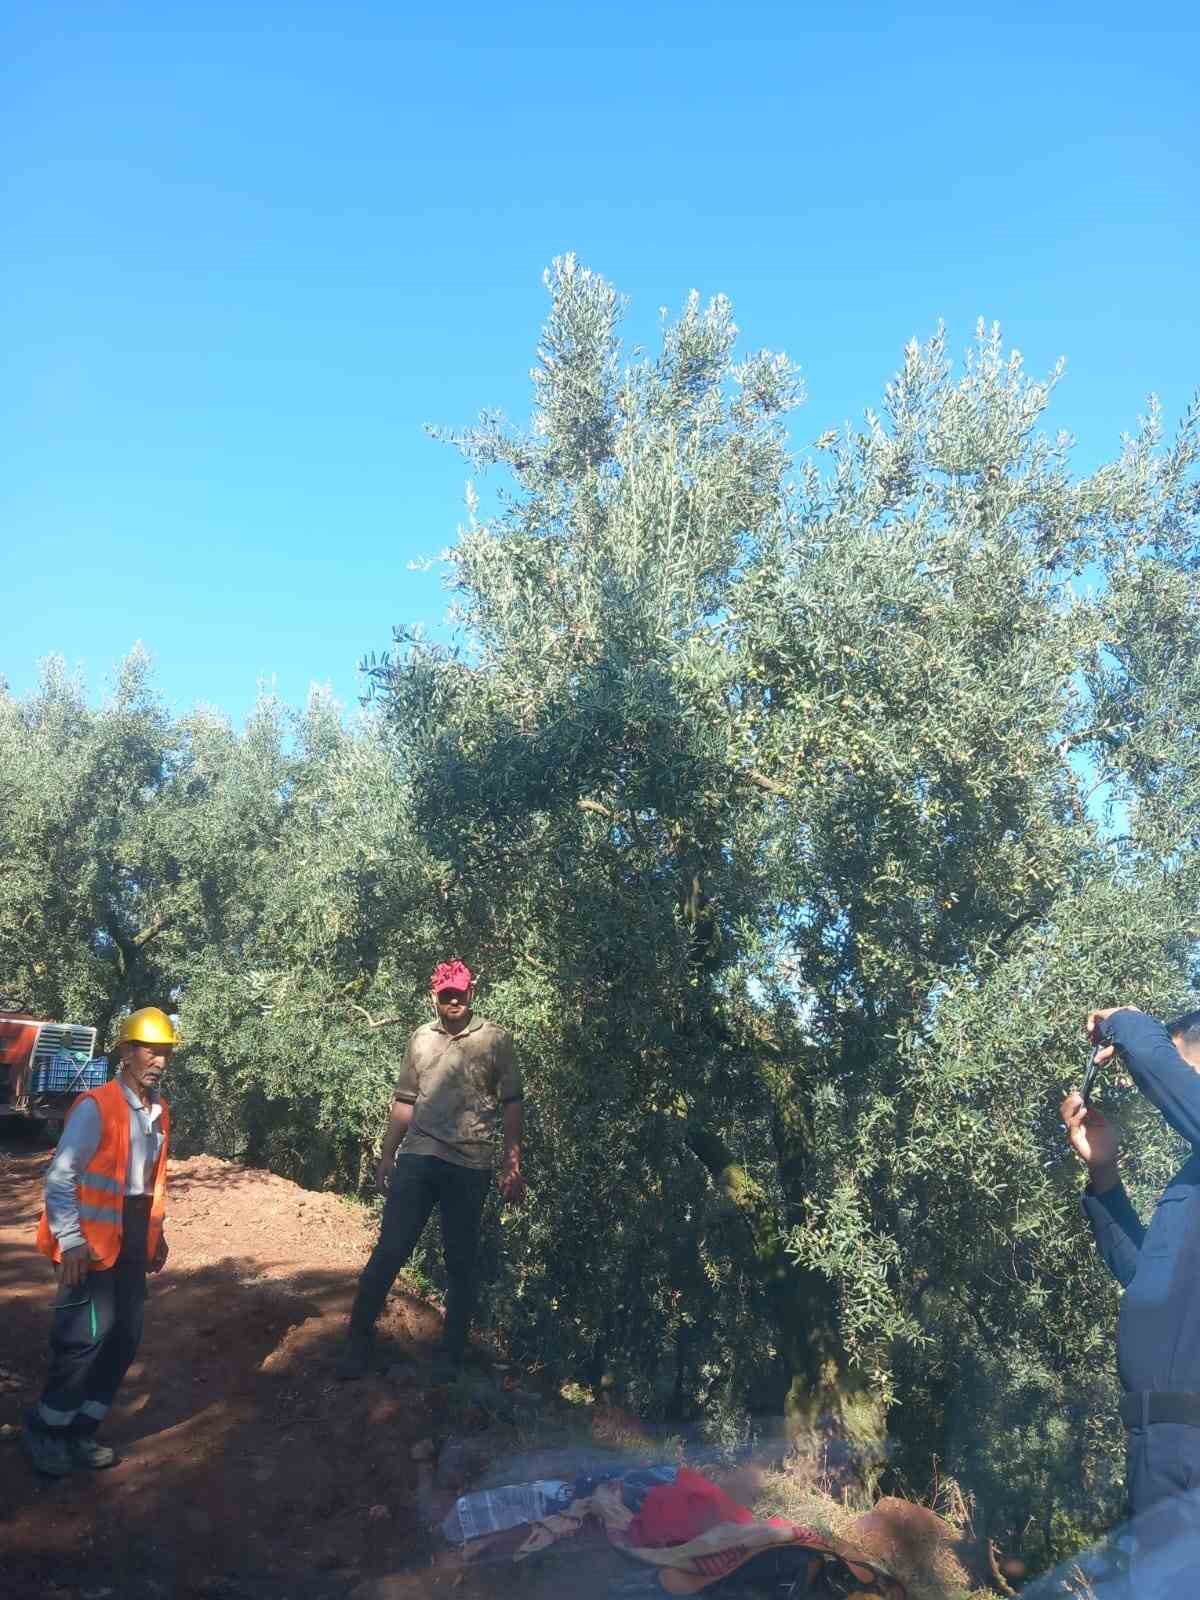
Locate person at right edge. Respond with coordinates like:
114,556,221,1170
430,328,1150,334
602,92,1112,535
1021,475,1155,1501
1062,1004,1200,1589
337,960,525,1382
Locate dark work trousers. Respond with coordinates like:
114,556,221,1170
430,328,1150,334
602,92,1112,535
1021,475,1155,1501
38,1196,151,1432
1124,1424,1200,1590
349,1154,491,1359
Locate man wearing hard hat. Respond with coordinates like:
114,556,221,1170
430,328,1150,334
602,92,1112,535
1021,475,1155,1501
22,1006,176,1477
337,960,525,1381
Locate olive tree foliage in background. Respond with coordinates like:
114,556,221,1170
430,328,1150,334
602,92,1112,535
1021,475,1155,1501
0,648,253,1042
172,693,445,1188
369,257,1200,1564
0,658,438,1188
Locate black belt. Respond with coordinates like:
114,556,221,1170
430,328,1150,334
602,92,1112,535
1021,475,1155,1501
1120,1392,1200,1429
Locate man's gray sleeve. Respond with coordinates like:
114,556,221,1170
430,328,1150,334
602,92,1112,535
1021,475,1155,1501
44,1098,103,1253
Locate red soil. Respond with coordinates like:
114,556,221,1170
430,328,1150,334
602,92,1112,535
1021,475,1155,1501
0,1135,463,1599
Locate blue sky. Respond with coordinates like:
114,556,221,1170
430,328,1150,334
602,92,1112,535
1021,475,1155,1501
3,0,1197,724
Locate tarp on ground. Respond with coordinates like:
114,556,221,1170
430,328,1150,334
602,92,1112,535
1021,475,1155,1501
443,1463,906,1597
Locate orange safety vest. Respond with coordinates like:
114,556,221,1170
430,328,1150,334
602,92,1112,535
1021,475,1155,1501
36,1077,170,1269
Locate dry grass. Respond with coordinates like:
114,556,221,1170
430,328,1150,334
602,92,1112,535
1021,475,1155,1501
750,1466,998,1600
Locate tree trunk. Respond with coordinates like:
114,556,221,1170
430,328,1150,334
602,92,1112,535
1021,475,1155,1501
684,1119,886,1481
94,1001,118,1056
242,1085,272,1168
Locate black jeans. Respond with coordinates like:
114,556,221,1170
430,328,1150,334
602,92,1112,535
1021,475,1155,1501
39,1196,150,1430
349,1154,490,1359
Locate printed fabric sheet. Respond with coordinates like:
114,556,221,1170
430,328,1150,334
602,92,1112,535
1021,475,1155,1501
445,1464,906,1597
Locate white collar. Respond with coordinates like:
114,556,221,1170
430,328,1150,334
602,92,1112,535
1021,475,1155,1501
117,1076,163,1123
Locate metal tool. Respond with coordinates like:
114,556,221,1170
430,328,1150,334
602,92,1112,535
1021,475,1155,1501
1081,1045,1103,1107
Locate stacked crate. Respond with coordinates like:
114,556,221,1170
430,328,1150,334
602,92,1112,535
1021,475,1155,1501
27,1022,102,1095
32,1050,107,1095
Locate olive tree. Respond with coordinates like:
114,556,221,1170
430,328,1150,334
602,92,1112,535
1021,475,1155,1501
736,338,1200,1552
369,261,1199,1569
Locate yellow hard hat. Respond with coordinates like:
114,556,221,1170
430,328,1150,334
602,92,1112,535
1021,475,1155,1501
118,1007,179,1047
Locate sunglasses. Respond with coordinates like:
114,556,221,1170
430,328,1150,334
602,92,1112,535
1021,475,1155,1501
435,989,470,1004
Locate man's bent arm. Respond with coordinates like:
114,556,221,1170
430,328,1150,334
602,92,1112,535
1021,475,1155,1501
1082,1173,1145,1287
1103,1010,1200,1147
380,1100,414,1165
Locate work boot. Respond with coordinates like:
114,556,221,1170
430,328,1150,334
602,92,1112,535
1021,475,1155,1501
21,1415,73,1478
336,1331,374,1380
67,1431,117,1469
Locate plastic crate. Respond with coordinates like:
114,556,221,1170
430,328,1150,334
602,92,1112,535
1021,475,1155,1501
30,1051,108,1096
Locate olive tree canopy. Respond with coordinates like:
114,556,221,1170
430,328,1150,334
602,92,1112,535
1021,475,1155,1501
368,258,1200,1565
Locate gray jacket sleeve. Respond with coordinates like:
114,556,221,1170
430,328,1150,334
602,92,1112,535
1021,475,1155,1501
44,1098,102,1253
1081,1180,1145,1287
1103,1009,1200,1146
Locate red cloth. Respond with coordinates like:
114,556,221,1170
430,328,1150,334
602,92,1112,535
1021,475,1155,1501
626,1468,757,1549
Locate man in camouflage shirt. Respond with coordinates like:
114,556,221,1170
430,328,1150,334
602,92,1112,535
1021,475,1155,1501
337,961,525,1380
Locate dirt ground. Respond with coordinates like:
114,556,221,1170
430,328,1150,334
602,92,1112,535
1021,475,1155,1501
0,1126,1005,1600
0,1126,637,1600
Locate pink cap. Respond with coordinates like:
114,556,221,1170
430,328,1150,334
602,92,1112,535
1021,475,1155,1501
431,960,474,994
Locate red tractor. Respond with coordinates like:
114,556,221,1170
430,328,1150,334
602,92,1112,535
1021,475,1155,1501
0,1011,105,1136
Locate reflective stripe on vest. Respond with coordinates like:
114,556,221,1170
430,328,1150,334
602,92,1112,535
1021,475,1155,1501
80,1171,123,1194
36,1078,170,1270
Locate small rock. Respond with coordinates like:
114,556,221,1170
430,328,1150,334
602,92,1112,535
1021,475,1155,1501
0,1422,18,1441
368,1502,391,1521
